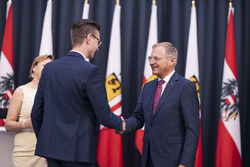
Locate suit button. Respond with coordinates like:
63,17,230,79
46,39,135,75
150,123,152,127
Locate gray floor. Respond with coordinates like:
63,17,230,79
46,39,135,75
0,129,15,167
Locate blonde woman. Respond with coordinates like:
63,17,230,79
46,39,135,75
6,54,54,167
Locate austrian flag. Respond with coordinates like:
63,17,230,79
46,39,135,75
216,5,242,167
0,1,14,127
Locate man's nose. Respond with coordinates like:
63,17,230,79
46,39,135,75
149,59,154,65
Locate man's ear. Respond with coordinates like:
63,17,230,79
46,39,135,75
170,57,176,67
86,34,92,44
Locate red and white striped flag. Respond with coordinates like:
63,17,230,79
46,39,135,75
135,2,158,155
0,1,14,128
216,6,241,167
185,2,202,167
97,3,122,167
38,0,53,56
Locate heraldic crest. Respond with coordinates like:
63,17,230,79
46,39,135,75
220,78,239,122
0,73,14,108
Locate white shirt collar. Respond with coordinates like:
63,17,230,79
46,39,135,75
159,70,175,95
70,50,87,60
159,70,175,84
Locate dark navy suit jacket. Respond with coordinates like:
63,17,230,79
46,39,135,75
126,72,199,167
31,51,122,164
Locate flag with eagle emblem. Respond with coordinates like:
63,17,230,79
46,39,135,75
216,6,241,167
0,1,13,128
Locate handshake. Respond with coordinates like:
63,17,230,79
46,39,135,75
116,116,126,135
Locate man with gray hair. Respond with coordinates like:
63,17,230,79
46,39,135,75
121,42,199,167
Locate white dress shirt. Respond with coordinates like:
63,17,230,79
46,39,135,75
70,50,87,60
159,70,175,95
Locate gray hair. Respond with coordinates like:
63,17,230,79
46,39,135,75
152,42,178,66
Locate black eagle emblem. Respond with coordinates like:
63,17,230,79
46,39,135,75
220,78,239,121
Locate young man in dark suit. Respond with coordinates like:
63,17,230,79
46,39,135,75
31,19,125,167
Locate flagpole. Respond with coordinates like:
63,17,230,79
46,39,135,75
116,0,119,5
192,0,195,7
85,0,88,4
152,0,156,5
229,0,232,7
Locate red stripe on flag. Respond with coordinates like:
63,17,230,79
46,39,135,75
2,5,13,68
142,76,147,84
225,10,237,80
135,129,144,155
0,119,5,126
195,119,202,167
110,101,121,113
216,120,241,167
97,129,123,167
225,94,236,105
4,89,13,100
230,94,236,102
225,98,231,105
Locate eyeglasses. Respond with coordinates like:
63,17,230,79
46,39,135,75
148,56,173,62
91,34,102,47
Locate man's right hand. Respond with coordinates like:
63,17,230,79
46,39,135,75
115,116,125,135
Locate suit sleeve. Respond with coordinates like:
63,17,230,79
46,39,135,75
125,85,145,132
85,67,122,130
180,82,200,167
31,67,46,138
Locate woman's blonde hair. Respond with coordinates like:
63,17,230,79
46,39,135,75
29,54,54,79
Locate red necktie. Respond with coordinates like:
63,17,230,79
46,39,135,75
152,80,165,114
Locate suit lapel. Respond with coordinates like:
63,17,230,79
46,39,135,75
151,72,179,120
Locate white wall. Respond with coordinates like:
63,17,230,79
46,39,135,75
0,129,15,167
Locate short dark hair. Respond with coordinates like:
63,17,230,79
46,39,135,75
70,19,101,47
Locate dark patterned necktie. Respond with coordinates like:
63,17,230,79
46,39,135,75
152,80,165,115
